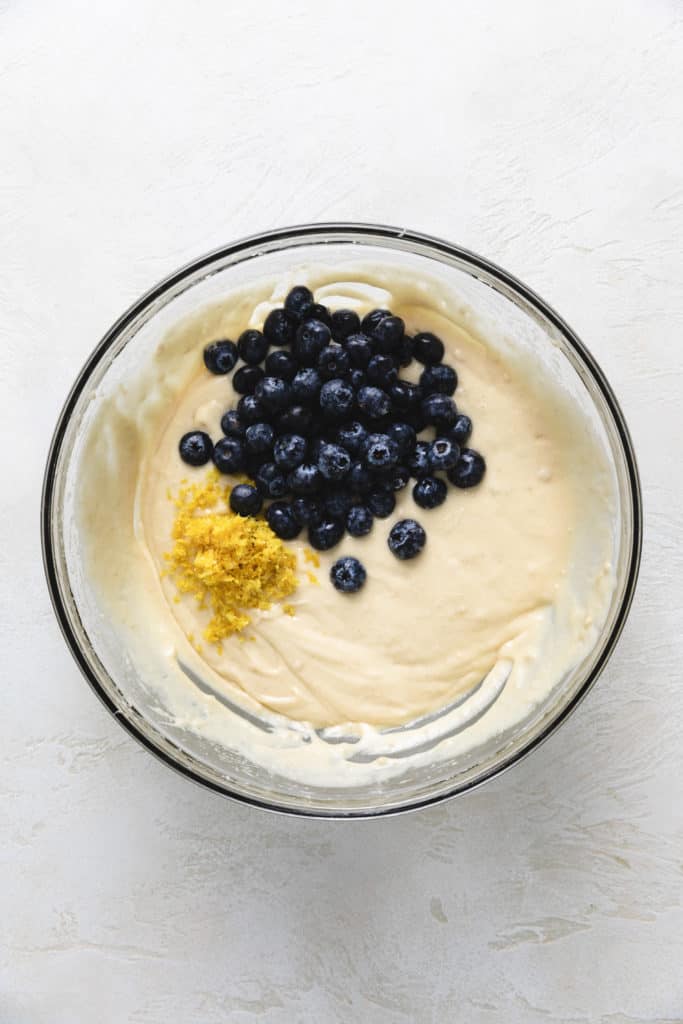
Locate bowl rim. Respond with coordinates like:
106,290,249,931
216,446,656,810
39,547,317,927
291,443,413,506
41,221,643,819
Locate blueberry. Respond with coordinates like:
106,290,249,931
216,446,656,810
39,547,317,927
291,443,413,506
413,332,445,365
273,433,307,469
403,408,428,433
330,556,367,594
346,368,367,390
254,461,288,499
348,461,372,494
220,409,245,438
396,334,414,367
294,319,331,365
331,308,361,341
361,308,390,334
229,483,262,516
237,394,266,425
343,333,373,369
447,448,486,488
367,490,396,518
413,476,447,509
319,379,355,420
318,345,350,380
408,441,431,479
275,404,314,436
429,437,459,471
420,364,457,396
284,285,314,321
237,329,269,365
318,442,352,481
212,436,246,473
307,302,332,327
308,518,345,551
371,315,405,355
442,413,473,446
265,349,297,382
336,421,368,456
266,501,301,540
244,450,271,476
388,421,416,457
367,354,398,388
244,422,275,454
388,465,410,491
357,385,390,419
288,462,321,495
390,380,423,413
178,430,213,466
292,497,323,527
346,505,373,538
233,365,264,396
364,433,399,470
323,487,354,519
203,339,238,375
291,368,322,404
255,375,291,413
421,393,457,429
263,308,298,346
388,518,426,559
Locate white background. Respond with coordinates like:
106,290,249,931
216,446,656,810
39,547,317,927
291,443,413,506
1,1,682,1021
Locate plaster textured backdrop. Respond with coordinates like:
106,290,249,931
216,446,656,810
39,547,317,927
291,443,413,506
1,1,682,1021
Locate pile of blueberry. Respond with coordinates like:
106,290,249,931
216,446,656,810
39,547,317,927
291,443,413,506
179,286,485,592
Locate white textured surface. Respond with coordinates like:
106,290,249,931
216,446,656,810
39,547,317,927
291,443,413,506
1,1,682,1021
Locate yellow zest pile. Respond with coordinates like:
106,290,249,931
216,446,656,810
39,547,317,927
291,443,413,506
164,470,298,646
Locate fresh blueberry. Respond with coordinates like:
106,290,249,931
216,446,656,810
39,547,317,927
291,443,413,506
357,385,390,420
244,451,271,478
388,465,410,491
318,442,352,481
292,497,323,527
388,518,426,559
323,487,354,519
442,413,473,446
408,441,431,479
371,315,404,355
229,483,262,516
420,364,457,396
233,365,265,396
275,404,315,436
254,461,288,499
348,461,372,494
319,379,355,420
421,393,457,429
367,490,396,518
330,556,367,594
255,375,292,413
396,335,414,367
212,436,246,474
203,339,238,375
266,501,301,540
273,433,307,470
388,421,416,457
284,285,314,321
390,380,423,413
413,476,447,509
291,367,322,404
288,462,321,495
346,505,373,537
331,308,361,341
336,421,368,455
346,368,368,390
308,518,345,551
265,349,297,382
403,408,428,433
318,345,350,381
263,308,298,346
367,354,398,388
413,332,445,365
220,409,245,438
429,437,459,471
343,333,373,368
361,308,391,334
307,303,332,327
237,394,266,425
244,422,275,454
178,431,213,466
364,433,399,470
294,319,331,365
237,329,269,365
447,448,486,488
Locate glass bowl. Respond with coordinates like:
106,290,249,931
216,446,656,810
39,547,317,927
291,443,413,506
41,224,642,818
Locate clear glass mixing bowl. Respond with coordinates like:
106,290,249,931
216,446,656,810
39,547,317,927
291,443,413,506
41,224,642,817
